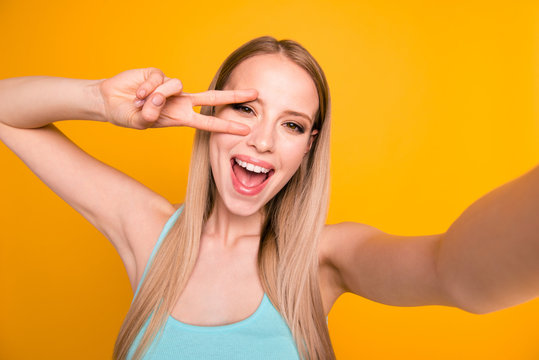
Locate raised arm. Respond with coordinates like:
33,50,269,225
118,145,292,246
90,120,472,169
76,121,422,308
0,68,258,290
0,72,179,290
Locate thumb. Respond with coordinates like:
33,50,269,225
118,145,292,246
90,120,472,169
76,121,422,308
139,92,166,125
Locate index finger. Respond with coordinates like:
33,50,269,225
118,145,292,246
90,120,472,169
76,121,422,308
187,89,258,106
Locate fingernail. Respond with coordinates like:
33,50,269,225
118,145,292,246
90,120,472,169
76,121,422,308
134,99,145,107
138,89,146,98
152,94,164,106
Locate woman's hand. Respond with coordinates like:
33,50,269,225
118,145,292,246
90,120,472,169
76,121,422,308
97,67,257,134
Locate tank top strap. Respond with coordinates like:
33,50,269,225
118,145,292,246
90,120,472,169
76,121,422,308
132,205,184,302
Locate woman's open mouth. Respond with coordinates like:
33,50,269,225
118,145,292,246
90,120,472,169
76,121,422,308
230,156,275,196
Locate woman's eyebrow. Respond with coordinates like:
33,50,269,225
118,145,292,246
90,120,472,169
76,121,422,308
243,98,313,125
282,110,313,124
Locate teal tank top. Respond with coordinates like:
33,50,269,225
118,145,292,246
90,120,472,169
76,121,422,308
126,206,302,359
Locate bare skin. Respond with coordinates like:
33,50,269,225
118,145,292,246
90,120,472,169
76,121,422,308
1,63,538,329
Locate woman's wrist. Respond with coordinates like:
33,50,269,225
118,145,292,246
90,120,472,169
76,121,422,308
84,78,108,123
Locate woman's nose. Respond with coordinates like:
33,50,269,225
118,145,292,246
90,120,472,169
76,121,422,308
246,119,275,153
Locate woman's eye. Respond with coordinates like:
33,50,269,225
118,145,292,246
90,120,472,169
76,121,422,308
284,122,305,134
232,104,254,114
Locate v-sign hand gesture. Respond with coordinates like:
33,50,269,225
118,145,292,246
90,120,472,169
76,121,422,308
97,67,257,134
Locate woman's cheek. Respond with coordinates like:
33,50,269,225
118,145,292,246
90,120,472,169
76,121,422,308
280,139,308,166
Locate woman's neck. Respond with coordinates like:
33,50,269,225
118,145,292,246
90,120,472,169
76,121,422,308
202,195,263,249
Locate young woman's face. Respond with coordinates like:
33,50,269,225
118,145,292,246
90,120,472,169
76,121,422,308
210,53,319,216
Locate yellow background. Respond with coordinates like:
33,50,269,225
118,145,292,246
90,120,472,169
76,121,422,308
1,0,538,359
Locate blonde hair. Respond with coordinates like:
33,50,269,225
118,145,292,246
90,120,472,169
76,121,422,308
113,36,334,360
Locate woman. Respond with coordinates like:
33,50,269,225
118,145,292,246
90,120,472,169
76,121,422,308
0,36,538,359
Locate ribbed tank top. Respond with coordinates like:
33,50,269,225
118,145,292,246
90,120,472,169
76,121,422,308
126,206,302,359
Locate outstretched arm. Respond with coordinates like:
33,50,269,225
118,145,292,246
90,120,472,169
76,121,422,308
437,163,539,314
320,163,539,315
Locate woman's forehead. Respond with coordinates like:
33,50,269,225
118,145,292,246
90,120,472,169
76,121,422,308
224,54,319,117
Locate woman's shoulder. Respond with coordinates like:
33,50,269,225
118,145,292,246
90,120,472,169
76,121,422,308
319,222,379,266
317,222,383,313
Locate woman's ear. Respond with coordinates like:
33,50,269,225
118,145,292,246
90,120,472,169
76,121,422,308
305,129,319,154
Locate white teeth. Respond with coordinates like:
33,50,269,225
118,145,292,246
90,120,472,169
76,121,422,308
234,158,270,174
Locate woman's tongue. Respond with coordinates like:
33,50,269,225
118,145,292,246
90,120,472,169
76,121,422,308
233,163,267,187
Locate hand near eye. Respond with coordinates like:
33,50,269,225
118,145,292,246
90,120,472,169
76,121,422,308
97,67,257,134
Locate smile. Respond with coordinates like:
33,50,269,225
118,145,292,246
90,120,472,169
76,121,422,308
234,158,271,173
230,155,275,196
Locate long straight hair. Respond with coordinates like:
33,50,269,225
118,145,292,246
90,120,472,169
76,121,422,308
113,36,334,360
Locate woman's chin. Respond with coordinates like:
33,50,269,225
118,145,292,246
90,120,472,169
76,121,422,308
214,191,266,217
223,201,264,218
